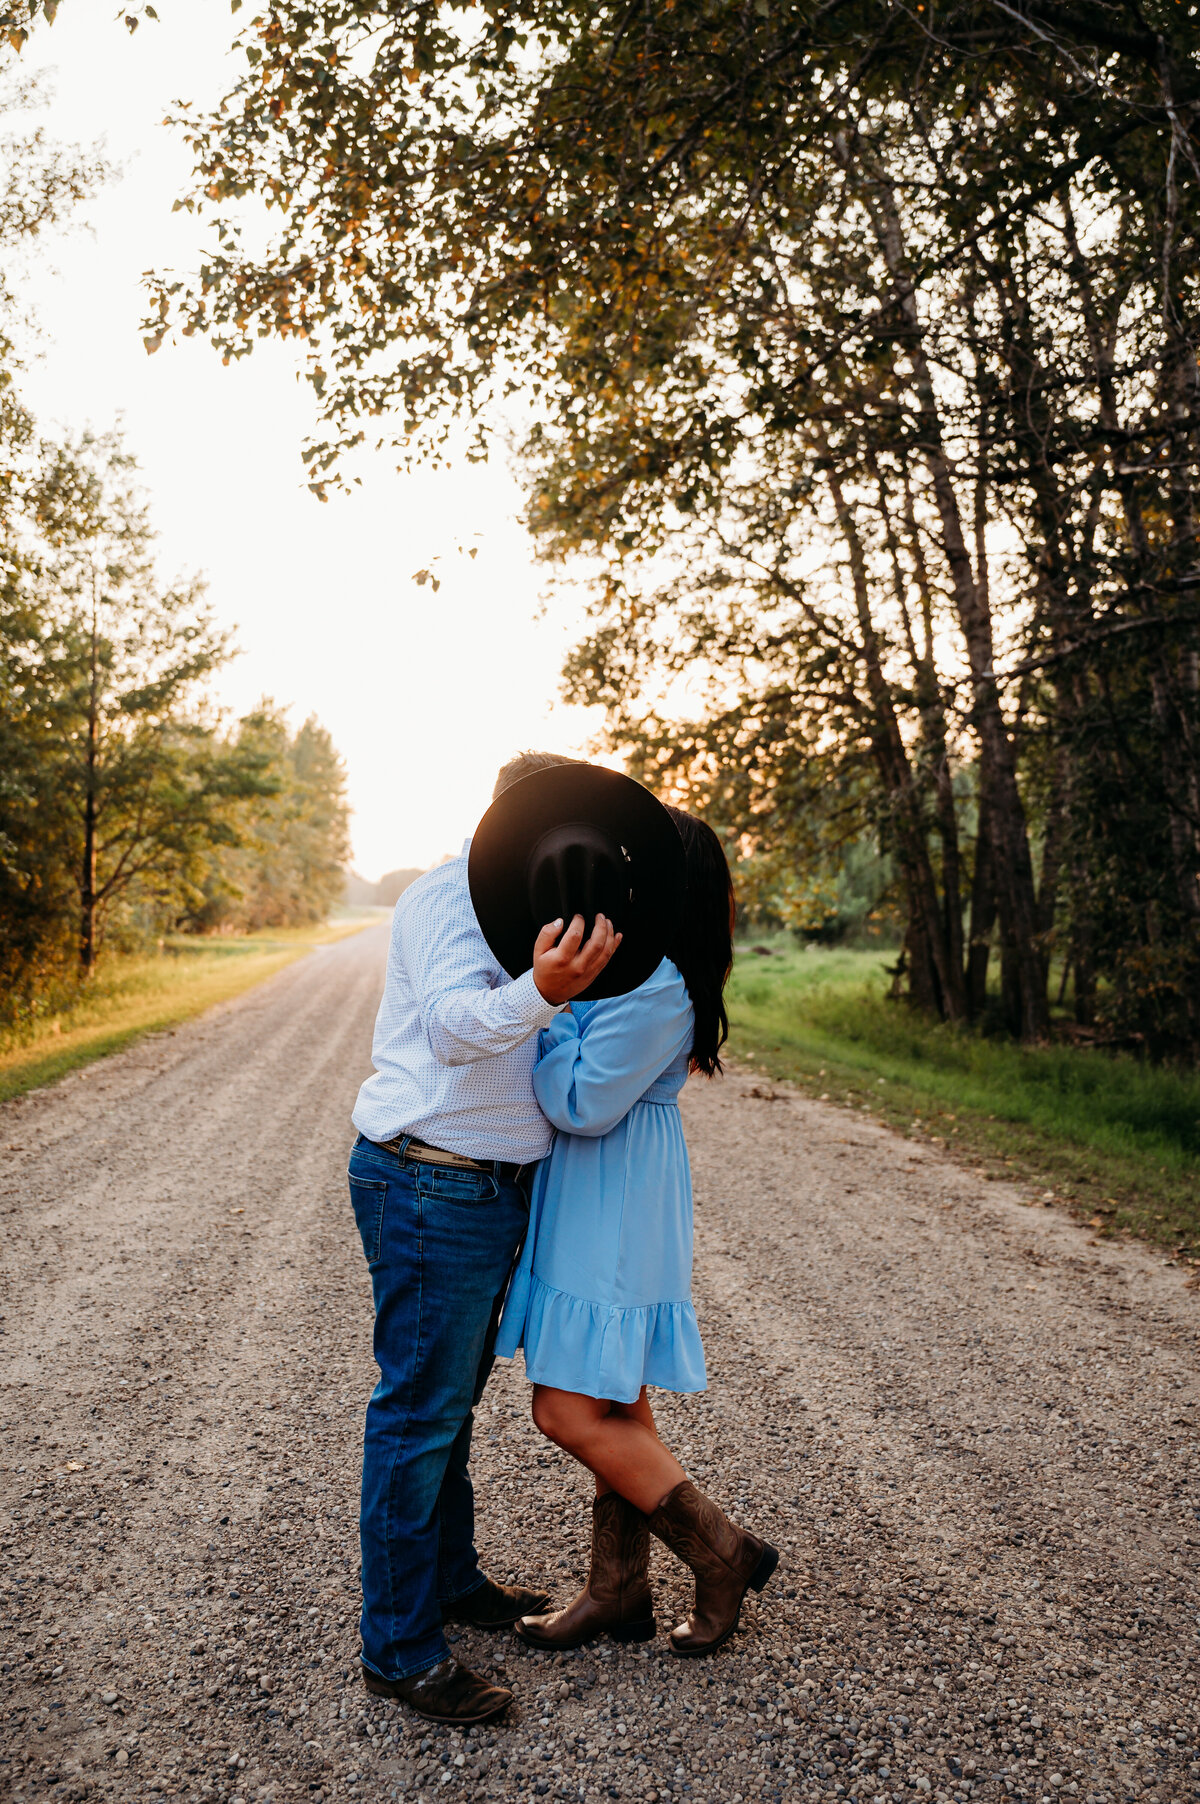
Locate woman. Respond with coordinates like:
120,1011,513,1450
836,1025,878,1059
495,808,778,1656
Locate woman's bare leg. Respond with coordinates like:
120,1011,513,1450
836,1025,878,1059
531,1384,686,1514
592,1390,661,1495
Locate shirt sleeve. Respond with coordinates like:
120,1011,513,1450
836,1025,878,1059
532,970,693,1137
395,879,562,1067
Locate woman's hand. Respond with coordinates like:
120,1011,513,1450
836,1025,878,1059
533,914,622,1005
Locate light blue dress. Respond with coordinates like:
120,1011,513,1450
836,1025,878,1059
495,958,708,1404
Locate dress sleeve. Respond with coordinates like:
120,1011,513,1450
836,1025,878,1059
537,1008,581,1060
532,967,693,1137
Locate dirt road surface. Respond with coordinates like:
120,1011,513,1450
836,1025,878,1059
2,923,1198,1804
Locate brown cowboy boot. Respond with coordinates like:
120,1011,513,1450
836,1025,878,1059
515,1491,655,1650
442,1575,551,1629
363,1656,512,1724
648,1479,779,1656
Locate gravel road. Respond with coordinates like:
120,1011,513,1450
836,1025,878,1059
2,923,1198,1804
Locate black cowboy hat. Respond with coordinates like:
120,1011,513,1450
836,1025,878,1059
467,763,686,1001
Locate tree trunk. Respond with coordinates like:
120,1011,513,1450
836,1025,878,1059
1068,191,1200,937
1000,936,1023,1038
847,144,1049,1039
1157,63,1200,931
1072,932,1096,1029
877,452,967,999
1036,751,1068,991
818,443,967,1021
903,913,942,1016
966,789,997,1020
80,791,97,972
1151,657,1200,923
80,586,100,973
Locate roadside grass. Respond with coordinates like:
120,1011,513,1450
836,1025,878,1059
0,910,387,1104
727,937,1200,1263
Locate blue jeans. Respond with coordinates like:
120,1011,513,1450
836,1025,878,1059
348,1134,530,1680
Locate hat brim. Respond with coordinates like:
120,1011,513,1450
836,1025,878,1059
468,764,685,1001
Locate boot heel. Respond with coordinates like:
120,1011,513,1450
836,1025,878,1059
611,1617,656,1644
749,1543,779,1593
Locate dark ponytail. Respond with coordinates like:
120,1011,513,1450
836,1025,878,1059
664,806,735,1076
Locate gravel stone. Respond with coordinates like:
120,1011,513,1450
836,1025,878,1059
0,925,1197,1804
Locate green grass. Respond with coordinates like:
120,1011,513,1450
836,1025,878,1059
727,936,1200,1261
0,910,386,1104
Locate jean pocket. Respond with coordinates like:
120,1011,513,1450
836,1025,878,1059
420,1167,499,1204
349,1176,387,1265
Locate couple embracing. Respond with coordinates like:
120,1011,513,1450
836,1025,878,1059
347,752,779,1724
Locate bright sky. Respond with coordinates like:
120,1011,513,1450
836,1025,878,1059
16,6,605,881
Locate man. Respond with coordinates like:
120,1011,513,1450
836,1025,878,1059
347,751,619,1725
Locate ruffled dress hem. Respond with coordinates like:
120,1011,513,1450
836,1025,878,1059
502,1273,708,1406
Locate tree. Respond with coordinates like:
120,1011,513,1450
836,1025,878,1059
0,51,353,1024
147,2,1200,1047
1,4,159,48
186,703,352,933
0,62,111,1001
2,431,268,978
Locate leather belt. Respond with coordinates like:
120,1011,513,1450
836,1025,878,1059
378,1135,527,1185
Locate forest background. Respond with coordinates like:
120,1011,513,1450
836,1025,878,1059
0,65,352,1050
3,1,1200,1244
128,0,1200,1066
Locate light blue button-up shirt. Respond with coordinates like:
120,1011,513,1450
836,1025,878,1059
352,840,563,1161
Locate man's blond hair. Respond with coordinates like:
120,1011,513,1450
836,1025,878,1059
492,750,582,800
